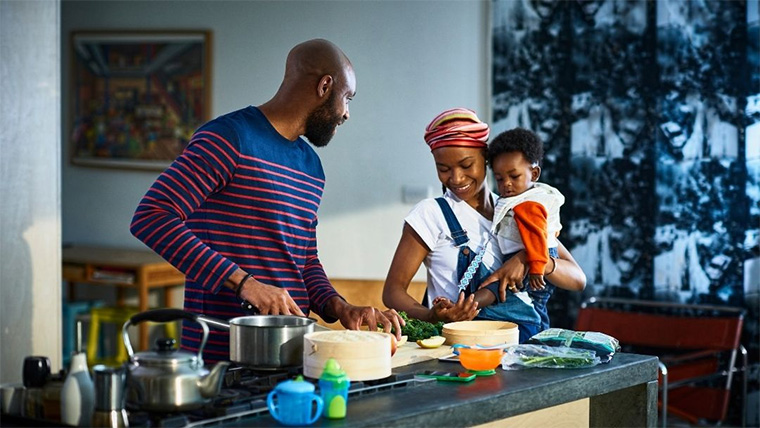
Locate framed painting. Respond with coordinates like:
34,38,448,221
70,30,211,170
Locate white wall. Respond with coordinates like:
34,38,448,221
1,0,62,381
61,0,489,281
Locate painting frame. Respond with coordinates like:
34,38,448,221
69,30,212,171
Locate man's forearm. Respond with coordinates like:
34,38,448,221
226,268,254,294
324,295,348,320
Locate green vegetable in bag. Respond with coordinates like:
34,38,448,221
501,344,601,369
528,328,620,363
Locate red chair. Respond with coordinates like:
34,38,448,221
575,297,747,427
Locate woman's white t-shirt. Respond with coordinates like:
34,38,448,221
404,190,505,306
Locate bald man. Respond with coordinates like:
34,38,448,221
131,39,403,363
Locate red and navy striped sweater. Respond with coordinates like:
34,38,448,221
130,106,340,363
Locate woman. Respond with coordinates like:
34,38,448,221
382,108,585,341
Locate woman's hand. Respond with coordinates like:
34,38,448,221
478,250,528,302
430,292,479,322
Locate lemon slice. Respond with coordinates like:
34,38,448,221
416,335,445,349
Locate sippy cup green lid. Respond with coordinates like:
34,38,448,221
320,359,349,386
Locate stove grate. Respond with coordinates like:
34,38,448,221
131,369,434,427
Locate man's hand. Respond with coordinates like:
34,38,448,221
329,298,405,340
478,250,528,302
239,278,305,316
431,292,479,322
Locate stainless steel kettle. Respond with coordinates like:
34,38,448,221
122,309,229,412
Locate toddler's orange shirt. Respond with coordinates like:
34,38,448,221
513,201,550,275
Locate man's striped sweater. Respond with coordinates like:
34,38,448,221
130,106,340,363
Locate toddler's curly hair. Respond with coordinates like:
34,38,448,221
487,128,544,166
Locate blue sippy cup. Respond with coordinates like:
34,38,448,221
267,375,323,426
318,358,350,419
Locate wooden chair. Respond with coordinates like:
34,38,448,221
575,297,747,427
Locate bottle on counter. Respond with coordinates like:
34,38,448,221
318,358,350,419
61,320,95,426
91,364,128,428
41,370,65,422
21,355,50,419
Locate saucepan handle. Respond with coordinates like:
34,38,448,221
240,300,261,315
196,314,232,331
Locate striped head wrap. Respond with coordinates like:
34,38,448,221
423,108,490,151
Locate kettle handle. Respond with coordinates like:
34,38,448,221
129,308,198,325
122,309,209,363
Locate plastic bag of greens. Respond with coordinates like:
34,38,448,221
528,328,620,363
501,344,601,370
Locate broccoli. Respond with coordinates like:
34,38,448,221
395,311,445,342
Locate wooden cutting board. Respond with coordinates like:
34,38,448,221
391,341,454,368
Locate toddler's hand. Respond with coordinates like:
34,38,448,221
432,296,454,309
528,274,545,290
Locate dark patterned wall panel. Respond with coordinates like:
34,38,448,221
567,0,654,300
654,1,746,308
492,0,574,181
491,0,758,369
744,0,760,385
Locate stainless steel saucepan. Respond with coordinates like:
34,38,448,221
132,308,316,369
198,312,315,369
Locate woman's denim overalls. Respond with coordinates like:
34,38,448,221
434,198,541,343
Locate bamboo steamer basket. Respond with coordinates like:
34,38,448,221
302,331,391,381
441,320,519,347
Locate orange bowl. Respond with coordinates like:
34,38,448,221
457,348,503,372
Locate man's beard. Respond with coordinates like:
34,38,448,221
304,92,342,147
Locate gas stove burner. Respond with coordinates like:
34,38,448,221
226,363,301,374
223,364,301,387
126,410,191,428
212,388,253,407
222,364,302,392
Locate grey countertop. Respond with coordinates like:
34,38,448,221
222,352,659,427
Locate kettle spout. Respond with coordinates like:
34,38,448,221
198,361,230,398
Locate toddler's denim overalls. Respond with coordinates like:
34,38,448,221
483,247,558,332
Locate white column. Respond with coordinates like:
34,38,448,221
0,0,62,380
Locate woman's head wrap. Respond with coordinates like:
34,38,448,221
423,108,490,151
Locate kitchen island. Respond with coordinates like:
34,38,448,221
0,352,658,427
227,352,659,428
